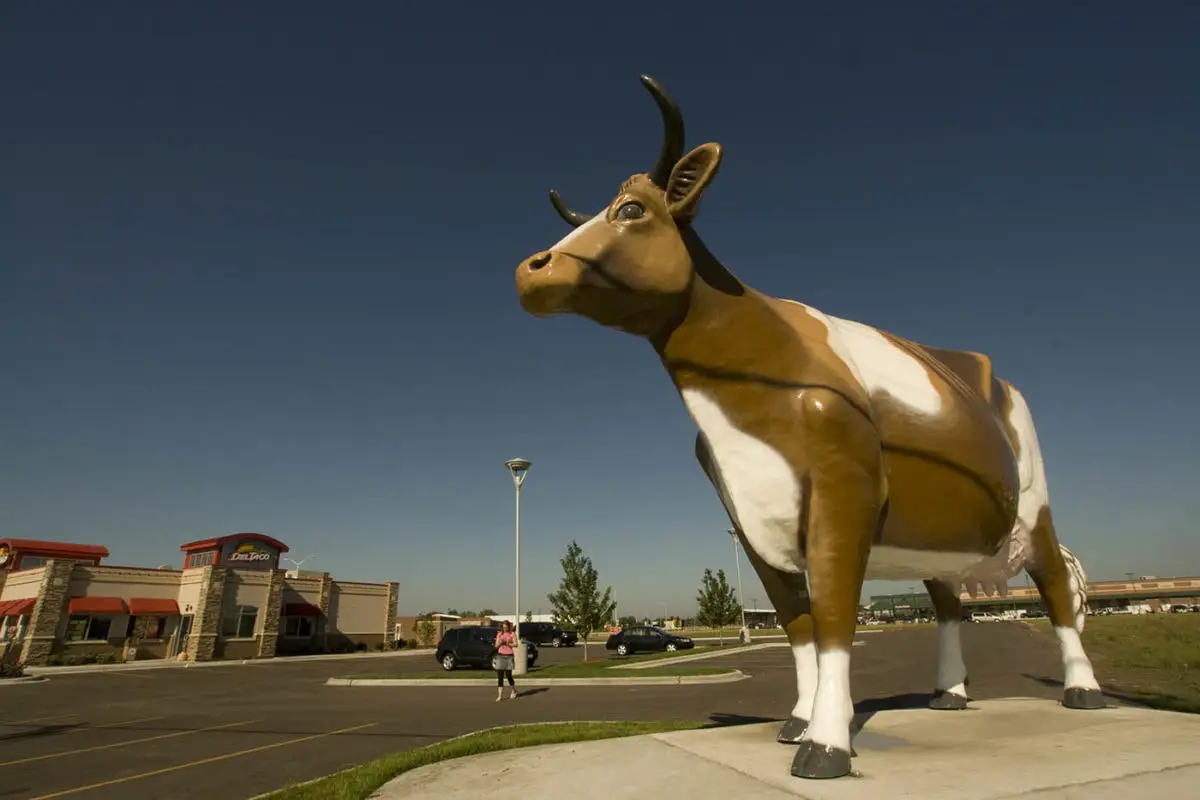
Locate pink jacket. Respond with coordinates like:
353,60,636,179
495,631,515,655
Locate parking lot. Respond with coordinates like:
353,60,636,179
0,623,1073,799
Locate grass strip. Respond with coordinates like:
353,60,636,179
260,720,706,800
1028,614,1200,714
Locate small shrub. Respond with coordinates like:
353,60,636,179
0,662,26,679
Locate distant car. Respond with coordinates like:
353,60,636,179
517,621,579,648
434,626,539,671
605,625,694,656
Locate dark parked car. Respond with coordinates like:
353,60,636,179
517,621,579,647
434,626,539,671
605,625,694,656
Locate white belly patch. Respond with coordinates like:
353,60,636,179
681,388,805,573
864,546,988,581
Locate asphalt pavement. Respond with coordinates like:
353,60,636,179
0,623,1069,799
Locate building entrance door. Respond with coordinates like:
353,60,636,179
171,614,194,658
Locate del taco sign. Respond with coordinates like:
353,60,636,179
224,541,275,565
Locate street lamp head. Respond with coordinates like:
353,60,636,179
505,458,532,489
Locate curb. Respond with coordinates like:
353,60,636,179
23,648,434,677
0,676,49,686
609,641,786,670
325,669,747,688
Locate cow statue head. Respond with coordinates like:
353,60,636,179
515,75,728,340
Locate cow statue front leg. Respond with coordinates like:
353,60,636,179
790,478,881,778
924,578,971,710
735,539,817,743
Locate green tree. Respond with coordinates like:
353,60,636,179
524,610,533,623
413,617,438,647
547,540,617,661
617,615,638,628
695,568,741,646
480,608,497,617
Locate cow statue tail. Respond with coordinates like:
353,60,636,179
1058,544,1089,634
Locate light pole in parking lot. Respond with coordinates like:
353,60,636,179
728,528,751,643
506,458,532,676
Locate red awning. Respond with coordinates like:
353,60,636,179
0,598,37,616
284,602,321,617
128,598,180,616
68,597,127,615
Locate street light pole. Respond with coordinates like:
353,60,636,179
728,529,751,643
505,458,531,676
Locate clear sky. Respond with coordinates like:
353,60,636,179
3,3,1197,618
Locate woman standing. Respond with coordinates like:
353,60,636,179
493,620,518,701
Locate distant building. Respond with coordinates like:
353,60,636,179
0,534,398,666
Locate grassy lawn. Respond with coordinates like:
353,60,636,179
1028,614,1200,714
261,720,707,800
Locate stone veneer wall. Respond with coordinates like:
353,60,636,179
317,573,334,651
19,560,74,665
186,565,227,662
256,569,285,658
383,582,399,647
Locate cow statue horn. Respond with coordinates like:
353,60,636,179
547,74,687,229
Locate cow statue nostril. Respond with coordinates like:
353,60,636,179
528,252,551,271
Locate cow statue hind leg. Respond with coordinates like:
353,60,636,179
1000,383,1104,710
924,578,971,710
1026,511,1105,709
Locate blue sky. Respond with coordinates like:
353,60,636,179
2,3,1197,618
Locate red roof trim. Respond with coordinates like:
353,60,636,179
0,539,109,558
179,533,289,554
68,596,128,615
0,598,37,616
128,598,180,615
284,602,322,617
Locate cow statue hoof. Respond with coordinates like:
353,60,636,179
776,716,808,744
929,689,971,710
790,740,853,780
1063,687,1106,710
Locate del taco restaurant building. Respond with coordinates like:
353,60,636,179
0,533,398,666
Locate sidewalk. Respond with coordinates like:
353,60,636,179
23,647,432,676
371,698,1200,799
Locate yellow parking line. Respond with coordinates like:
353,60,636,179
84,716,164,731
1,713,80,727
0,719,258,767
28,722,379,799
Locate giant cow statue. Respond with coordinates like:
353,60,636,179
514,75,1106,780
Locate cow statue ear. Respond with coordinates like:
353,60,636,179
665,142,723,224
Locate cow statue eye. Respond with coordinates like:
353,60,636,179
616,201,645,220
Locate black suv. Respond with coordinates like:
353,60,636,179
434,626,539,671
517,621,579,648
605,625,694,656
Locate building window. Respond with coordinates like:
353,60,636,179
18,556,47,569
127,615,169,640
283,616,315,638
66,615,113,642
221,605,258,639
187,551,215,569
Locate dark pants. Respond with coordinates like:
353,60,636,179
496,669,514,687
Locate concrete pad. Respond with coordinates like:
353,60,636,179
369,735,794,799
653,698,1200,798
371,698,1200,799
